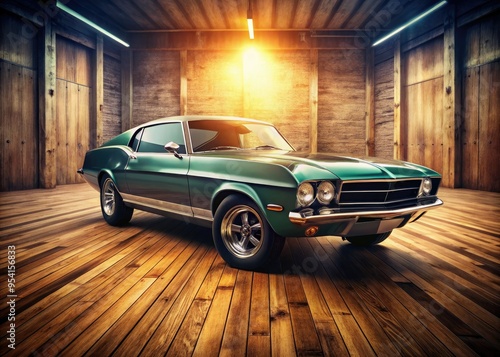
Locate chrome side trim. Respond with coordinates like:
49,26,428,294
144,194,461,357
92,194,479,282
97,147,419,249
192,207,213,221
289,199,443,225
122,193,196,218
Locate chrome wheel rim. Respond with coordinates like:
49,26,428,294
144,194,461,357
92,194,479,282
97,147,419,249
221,205,264,258
102,178,116,216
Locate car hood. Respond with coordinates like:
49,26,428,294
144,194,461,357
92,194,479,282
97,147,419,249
201,150,440,182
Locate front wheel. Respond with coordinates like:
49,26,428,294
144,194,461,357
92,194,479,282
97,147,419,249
344,231,392,246
100,175,134,226
213,195,284,270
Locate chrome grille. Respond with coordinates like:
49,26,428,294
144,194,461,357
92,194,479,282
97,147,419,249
339,179,423,206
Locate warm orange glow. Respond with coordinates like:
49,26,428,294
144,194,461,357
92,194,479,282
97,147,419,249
242,46,284,112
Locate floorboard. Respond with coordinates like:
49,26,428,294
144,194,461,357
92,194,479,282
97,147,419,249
0,184,499,356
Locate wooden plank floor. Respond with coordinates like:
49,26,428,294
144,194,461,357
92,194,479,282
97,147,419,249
0,184,499,356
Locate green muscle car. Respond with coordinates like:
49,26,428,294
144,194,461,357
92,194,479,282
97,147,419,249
78,116,442,270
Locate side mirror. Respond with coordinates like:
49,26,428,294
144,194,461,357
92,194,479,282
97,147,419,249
164,141,183,159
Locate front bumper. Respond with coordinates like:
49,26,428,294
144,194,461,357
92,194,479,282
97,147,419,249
289,198,443,236
289,198,443,225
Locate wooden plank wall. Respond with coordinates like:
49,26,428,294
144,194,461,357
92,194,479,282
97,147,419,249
187,51,243,117
243,50,310,151
461,14,500,192
131,48,343,153
402,36,445,175
55,36,92,185
0,10,38,191
132,51,180,127
103,54,122,143
318,50,366,155
374,41,395,160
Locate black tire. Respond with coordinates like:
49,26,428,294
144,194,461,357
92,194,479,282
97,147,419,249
345,231,392,246
212,195,285,270
100,175,134,226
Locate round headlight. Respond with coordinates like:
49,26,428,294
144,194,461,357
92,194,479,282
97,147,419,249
297,182,315,207
422,178,432,195
317,181,335,205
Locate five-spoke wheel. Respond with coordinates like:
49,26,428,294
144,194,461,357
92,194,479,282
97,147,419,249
100,175,134,226
213,195,284,270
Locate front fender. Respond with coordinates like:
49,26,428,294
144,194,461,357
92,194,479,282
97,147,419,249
211,182,265,217
211,181,300,237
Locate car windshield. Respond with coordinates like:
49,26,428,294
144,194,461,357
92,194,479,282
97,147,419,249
188,120,294,152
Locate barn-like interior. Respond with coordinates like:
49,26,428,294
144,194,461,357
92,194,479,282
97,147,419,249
1,0,499,355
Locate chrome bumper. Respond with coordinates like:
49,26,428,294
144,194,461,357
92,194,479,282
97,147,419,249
289,199,443,225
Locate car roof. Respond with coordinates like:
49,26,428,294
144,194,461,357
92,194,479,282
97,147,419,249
140,115,272,127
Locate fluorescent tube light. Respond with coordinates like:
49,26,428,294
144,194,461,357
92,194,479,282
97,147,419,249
372,1,447,47
56,1,130,47
247,18,254,40
247,0,254,39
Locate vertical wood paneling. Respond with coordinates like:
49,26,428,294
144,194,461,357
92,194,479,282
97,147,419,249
442,4,460,188
21,67,38,189
56,36,92,185
0,11,38,191
180,50,188,115
309,49,318,154
132,51,180,126
461,15,500,192
0,10,36,68
374,58,394,159
56,80,67,185
477,61,499,192
78,85,90,183
365,47,375,156
402,36,444,175
103,54,122,143
39,22,57,189
121,50,133,132
94,35,104,148
318,50,366,155
394,38,402,160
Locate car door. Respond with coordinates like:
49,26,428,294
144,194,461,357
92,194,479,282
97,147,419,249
125,122,192,216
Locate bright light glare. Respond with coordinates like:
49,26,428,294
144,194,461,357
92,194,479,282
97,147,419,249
372,1,447,46
247,18,254,40
56,1,130,47
243,47,259,65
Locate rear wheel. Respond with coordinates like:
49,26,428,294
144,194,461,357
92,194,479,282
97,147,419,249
100,175,133,226
213,195,284,270
345,231,392,246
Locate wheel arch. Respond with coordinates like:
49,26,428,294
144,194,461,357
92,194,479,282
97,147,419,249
98,169,116,188
211,183,266,219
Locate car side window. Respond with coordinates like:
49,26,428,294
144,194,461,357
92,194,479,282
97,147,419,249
137,123,186,154
129,128,143,151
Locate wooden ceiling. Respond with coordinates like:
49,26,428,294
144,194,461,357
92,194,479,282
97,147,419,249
65,0,442,33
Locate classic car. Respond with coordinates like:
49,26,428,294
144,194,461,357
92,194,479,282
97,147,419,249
78,116,442,270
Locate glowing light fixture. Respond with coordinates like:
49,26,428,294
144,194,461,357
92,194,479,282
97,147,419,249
247,0,254,39
56,1,130,47
372,1,447,47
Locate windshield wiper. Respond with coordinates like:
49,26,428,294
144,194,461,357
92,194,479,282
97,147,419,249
210,146,242,151
254,145,281,150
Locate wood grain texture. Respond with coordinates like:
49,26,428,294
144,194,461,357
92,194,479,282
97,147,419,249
102,54,122,143
318,49,366,155
461,14,500,192
0,183,498,356
132,51,181,126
